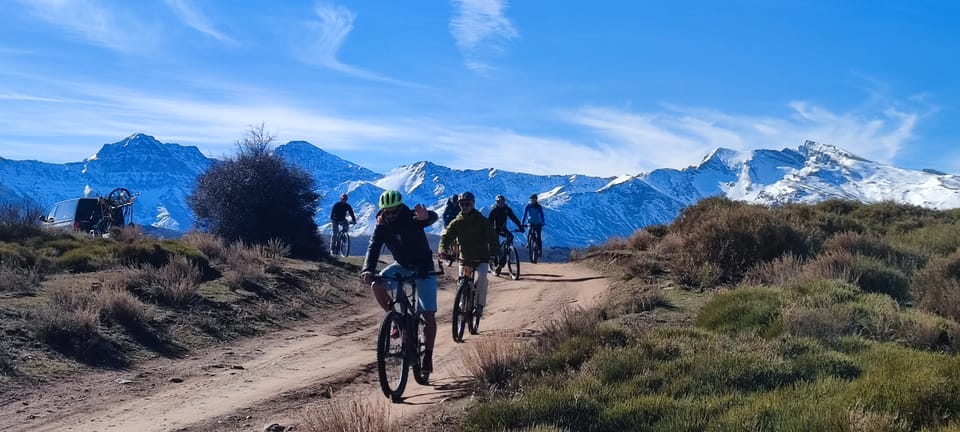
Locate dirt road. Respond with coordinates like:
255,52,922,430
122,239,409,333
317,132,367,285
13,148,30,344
0,262,608,432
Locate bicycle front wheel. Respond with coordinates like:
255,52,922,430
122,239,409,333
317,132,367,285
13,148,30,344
377,312,409,401
338,233,350,257
507,246,520,280
452,282,468,343
412,314,430,385
468,288,481,335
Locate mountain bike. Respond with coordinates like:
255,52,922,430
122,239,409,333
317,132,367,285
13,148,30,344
525,224,543,264
330,221,354,257
374,262,443,402
443,242,459,267
491,229,522,280
452,261,482,342
92,187,138,236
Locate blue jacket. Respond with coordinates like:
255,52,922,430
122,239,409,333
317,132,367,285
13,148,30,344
522,203,545,225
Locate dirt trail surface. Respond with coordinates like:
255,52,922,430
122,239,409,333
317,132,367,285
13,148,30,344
0,262,608,432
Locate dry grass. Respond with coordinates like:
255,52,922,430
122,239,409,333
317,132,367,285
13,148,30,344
109,224,143,243
462,337,530,393
0,260,42,295
300,399,395,432
744,253,805,287
155,255,201,305
261,237,291,260
98,284,152,327
911,251,960,322
626,230,658,251
182,231,227,262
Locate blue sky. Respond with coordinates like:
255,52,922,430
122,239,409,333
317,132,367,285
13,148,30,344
0,0,957,177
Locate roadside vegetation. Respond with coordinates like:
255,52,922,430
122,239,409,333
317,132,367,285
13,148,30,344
461,198,960,432
0,126,353,391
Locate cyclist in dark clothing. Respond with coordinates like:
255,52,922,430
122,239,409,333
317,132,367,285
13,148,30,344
442,194,460,228
329,194,357,255
487,194,524,243
361,190,439,374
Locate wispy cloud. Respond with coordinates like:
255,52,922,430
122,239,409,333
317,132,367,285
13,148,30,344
567,101,924,172
15,0,155,53
297,2,417,86
450,0,519,73
163,0,233,43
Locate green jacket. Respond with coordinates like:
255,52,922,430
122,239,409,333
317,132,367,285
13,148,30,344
439,209,499,265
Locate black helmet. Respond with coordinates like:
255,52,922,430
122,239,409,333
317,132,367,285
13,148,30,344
495,194,505,202
460,191,475,202
452,193,459,201
530,194,538,200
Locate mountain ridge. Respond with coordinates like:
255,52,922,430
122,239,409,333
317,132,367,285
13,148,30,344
2,135,958,247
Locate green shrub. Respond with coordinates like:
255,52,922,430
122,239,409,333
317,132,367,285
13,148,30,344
463,386,603,432
891,222,960,257
696,287,783,336
848,201,943,235
824,231,922,274
847,344,960,430
709,378,851,432
802,252,909,302
56,242,116,272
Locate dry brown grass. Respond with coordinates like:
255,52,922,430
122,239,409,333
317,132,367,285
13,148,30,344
109,224,143,243
261,237,291,260
603,282,670,317
744,253,805,287
98,285,152,327
626,230,658,251
155,255,201,305
910,251,960,322
462,337,530,392
0,260,42,295
182,231,227,262
300,399,394,432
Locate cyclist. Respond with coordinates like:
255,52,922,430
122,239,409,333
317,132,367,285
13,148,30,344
442,194,460,228
522,194,546,258
438,192,499,317
361,190,440,374
487,195,524,273
329,193,357,254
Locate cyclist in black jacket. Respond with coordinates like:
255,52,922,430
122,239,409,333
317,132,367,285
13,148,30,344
329,194,357,254
487,194,524,244
361,190,439,373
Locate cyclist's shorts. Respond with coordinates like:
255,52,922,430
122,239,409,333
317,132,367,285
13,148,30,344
379,262,438,312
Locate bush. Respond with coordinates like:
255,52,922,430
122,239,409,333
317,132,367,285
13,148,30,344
56,241,116,272
0,200,43,242
32,287,124,366
462,337,529,394
188,125,324,257
743,253,804,287
626,230,658,251
912,250,960,321
668,200,809,287
824,231,922,274
0,260,42,295
802,252,910,302
891,222,960,257
696,286,783,336
98,287,152,328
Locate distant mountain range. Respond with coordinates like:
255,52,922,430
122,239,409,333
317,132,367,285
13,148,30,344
2,133,958,247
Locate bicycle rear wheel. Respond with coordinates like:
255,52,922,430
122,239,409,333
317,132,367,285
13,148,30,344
506,246,520,280
338,233,350,257
468,288,481,335
452,282,468,343
377,312,409,401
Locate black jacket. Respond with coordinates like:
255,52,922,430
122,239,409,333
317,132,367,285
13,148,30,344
442,198,460,227
362,204,438,275
487,205,523,232
330,201,356,223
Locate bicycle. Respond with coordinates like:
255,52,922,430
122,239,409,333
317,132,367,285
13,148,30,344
374,261,444,402
330,221,354,257
443,242,459,267
92,187,138,236
525,224,543,264
450,257,482,342
491,229,522,280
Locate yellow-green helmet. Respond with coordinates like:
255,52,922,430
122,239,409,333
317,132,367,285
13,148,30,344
379,190,403,209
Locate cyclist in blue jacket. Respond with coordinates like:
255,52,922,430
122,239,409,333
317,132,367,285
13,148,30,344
522,194,546,257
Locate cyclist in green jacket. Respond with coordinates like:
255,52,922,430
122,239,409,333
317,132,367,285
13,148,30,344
438,191,499,317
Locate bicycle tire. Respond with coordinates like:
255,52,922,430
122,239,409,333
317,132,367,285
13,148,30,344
377,312,409,401
452,282,468,343
338,232,350,257
506,246,520,280
412,315,430,385
468,287,480,335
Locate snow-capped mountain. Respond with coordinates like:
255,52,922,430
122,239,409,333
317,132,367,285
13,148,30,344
2,135,959,247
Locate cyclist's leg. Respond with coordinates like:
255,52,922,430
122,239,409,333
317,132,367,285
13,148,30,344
533,224,543,250
475,262,490,315
373,263,403,311
330,221,341,252
416,274,438,371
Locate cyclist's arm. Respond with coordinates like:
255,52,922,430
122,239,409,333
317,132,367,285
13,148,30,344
438,219,457,252
347,204,356,223
362,226,386,273
415,209,438,228
521,205,529,225
508,208,523,230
